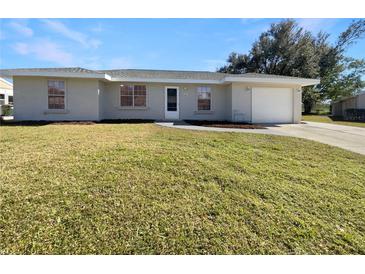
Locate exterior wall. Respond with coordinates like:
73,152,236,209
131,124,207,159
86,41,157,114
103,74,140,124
179,84,228,121
230,83,252,122
101,82,165,120
293,88,302,123
228,83,301,123
98,81,105,120
332,93,365,117
101,82,229,121
332,102,342,116
12,76,305,123
0,88,13,105
356,93,365,108
13,76,100,121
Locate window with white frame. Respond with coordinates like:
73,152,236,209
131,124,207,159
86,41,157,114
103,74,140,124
120,85,146,107
48,80,65,109
197,86,211,111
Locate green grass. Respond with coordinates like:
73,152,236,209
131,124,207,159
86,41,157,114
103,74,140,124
302,115,365,128
1,123,364,254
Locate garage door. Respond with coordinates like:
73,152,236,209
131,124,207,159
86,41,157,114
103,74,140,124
252,87,293,123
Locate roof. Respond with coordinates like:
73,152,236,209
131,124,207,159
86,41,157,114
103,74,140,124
0,67,320,86
0,77,13,90
0,67,109,80
98,69,226,80
332,91,365,104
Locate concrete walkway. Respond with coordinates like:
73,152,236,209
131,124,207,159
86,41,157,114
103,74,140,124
155,121,365,155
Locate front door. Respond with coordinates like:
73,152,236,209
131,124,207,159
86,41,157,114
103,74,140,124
165,86,179,120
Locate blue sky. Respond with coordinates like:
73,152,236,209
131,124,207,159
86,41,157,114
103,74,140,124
0,18,364,71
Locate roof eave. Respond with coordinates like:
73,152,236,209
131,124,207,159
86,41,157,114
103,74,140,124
0,70,110,80
224,77,320,86
110,77,222,84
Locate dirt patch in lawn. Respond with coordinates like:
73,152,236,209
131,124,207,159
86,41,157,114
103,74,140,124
185,120,266,129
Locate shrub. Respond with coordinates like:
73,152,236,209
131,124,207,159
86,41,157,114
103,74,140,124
345,108,365,121
1,104,13,116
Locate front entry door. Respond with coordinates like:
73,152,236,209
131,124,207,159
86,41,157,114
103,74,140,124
165,87,179,120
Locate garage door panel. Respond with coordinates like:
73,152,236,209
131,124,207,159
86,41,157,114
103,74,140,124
252,87,293,123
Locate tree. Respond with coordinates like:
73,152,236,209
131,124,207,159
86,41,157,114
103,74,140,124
218,19,365,113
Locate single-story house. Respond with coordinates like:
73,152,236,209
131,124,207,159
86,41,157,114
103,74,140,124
0,77,13,106
331,92,365,117
0,77,14,116
0,67,319,123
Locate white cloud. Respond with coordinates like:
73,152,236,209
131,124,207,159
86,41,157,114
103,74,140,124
8,20,33,37
13,40,74,66
41,19,101,49
297,18,338,33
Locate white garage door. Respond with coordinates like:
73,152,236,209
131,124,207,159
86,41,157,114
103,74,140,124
252,87,293,123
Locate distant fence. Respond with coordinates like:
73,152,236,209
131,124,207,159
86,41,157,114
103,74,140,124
345,109,365,121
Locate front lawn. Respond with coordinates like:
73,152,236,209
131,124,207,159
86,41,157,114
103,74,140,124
0,123,364,254
302,114,365,128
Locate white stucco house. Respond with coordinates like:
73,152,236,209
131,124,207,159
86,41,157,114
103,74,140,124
0,67,319,123
0,77,14,116
0,77,13,106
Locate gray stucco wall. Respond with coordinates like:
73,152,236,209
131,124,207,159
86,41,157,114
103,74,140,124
230,83,252,122
228,83,301,123
101,82,229,121
98,81,105,120
13,76,100,121
12,76,304,123
293,88,302,123
179,84,228,121
101,82,165,120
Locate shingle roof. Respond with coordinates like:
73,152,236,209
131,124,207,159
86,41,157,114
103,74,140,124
97,69,227,80
97,69,316,81
0,67,103,74
0,67,320,85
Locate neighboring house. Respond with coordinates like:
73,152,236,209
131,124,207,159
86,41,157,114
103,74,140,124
0,77,13,106
0,77,14,116
332,92,365,117
0,67,319,123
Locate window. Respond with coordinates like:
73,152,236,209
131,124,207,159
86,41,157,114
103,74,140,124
197,87,211,111
48,80,65,109
120,85,146,107
8,96,13,104
0,94,4,105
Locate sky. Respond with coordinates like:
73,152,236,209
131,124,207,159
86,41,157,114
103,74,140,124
0,18,364,72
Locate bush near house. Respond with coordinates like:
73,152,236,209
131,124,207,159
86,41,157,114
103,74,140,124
345,109,365,121
0,104,13,116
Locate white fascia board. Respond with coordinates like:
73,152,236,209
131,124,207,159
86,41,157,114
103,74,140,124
224,76,320,86
110,77,222,84
0,71,109,80
0,78,13,87
111,76,320,86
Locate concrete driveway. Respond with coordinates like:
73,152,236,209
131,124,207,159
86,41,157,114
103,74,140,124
269,122,365,155
156,121,365,155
